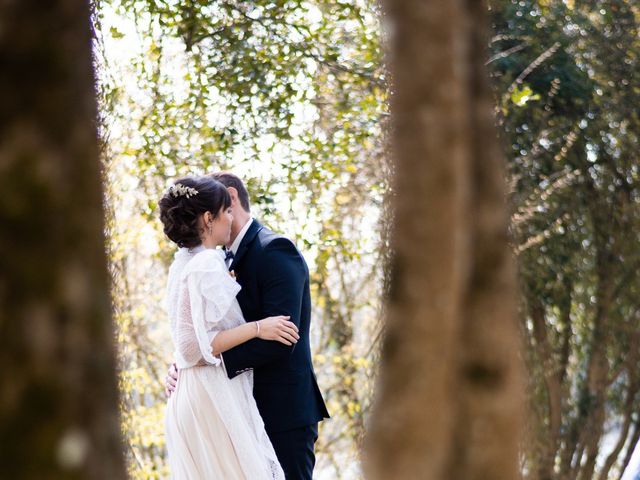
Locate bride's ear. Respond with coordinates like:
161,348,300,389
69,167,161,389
201,211,212,227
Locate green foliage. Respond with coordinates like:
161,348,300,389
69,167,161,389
96,0,387,478
97,0,640,478
489,1,640,478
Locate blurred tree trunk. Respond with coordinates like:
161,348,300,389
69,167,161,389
364,1,523,479
0,1,125,479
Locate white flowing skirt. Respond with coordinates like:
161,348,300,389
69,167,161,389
165,365,284,480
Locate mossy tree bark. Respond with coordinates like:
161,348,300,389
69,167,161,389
364,1,523,479
0,1,125,478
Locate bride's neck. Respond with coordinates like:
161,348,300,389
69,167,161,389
201,238,217,249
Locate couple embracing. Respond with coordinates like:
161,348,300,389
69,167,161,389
159,172,329,479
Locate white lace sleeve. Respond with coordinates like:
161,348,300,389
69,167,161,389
176,250,241,367
174,282,208,366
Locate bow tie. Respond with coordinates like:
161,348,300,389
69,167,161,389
224,249,234,263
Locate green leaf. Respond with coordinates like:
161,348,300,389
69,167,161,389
109,26,125,39
510,85,541,106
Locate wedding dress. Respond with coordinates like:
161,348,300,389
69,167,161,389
164,246,284,480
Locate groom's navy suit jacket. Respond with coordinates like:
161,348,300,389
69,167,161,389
221,220,329,433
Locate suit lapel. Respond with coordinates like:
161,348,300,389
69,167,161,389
230,219,263,271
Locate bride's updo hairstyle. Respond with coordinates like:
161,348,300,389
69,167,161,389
159,176,231,248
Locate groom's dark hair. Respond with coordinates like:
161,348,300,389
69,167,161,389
209,171,251,213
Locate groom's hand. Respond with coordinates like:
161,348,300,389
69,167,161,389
165,363,178,398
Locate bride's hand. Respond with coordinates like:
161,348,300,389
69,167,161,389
256,316,299,345
165,362,178,398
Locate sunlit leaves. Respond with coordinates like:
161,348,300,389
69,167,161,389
97,0,388,478
510,84,541,106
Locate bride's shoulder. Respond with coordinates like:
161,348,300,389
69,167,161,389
179,248,240,296
192,248,225,263
182,248,225,275
168,248,190,274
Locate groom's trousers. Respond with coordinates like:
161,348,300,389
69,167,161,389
269,423,318,480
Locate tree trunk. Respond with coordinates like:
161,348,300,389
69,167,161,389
618,417,640,480
528,295,562,480
576,180,615,480
364,1,523,479
0,1,126,478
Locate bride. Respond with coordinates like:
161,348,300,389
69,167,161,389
159,176,296,479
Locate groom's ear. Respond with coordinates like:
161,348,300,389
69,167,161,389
227,187,239,206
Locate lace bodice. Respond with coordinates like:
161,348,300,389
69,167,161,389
165,246,245,368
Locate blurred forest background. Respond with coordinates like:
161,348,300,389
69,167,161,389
92,0,640,479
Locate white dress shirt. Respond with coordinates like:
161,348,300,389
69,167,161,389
226,218,254,268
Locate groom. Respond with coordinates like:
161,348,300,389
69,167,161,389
166,171,329,479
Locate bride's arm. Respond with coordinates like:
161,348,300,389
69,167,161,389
211,316,299,356
180,251,299,365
